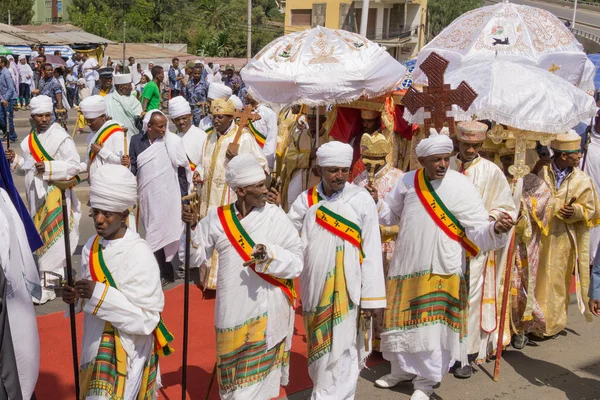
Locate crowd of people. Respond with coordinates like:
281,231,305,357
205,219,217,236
1,46,600,400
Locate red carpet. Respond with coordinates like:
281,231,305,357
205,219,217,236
35,283,385,399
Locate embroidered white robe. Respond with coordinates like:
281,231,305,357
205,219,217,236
300,182,386,400
76,229,164,399
176,124,206,172
187,203,303,399
449,155,517,360
85,120,126,180
253,104,278,170
10,122,83,274
378,169,507,383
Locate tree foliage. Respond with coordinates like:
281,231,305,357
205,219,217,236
0,0,35,25
68,0,284,58
427,0,484,40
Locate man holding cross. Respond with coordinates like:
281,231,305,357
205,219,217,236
196,98,268,290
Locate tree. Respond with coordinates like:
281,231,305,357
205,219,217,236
0,0,34,25
427,0,484,40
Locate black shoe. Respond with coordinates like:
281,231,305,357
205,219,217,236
453,364,473,379
511,333,529,350
161,277,174,287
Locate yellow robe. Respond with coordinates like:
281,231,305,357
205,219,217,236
537,166,599,336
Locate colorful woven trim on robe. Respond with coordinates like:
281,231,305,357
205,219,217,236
414,169,479,257
307,185,322,207
28,130,53,162
33,185,74,258
89,235,175,357
248,120,266,148
89,122,123,164
217,204,297,306
315,205,365,263
303,245,353,365
384,270,468,341
215,313,289,391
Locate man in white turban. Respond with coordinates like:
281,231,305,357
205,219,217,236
372,129,514,400
124,109,190,286
5,94,83,304
80,95,126,180
286,140,386,399
169,96,207,175
182,153,302,400
105,73,143,139
62,164,173,399
198,82,232,132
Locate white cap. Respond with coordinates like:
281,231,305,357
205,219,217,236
225,154,265,189
207,82,232,101
80,95,107,119
168,96,191,119
113,74,132,85
229,95,244,112
90,164,137,212
30,95,54,115
415,128,454,158
317,141,354,168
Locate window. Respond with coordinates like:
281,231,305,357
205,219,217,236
45,0,51,7
291,9,312,26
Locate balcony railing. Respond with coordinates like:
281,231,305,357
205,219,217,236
365,26,419,41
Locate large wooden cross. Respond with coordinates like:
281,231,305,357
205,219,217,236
232,105,262,145
403,52,478,136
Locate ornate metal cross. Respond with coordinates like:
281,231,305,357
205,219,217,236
403,52,478,136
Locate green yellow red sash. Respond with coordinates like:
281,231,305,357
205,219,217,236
307,185,322,207
217,204,297,307
28,130,52,162
248,120,266,148
188,157,197,172
89,122,123,164
414,168,479,257
89,235,175,356
315,205,365,263
206,126,213,135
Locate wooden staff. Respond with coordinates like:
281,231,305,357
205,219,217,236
228,105,261,154
123,128,128,156
204,362,218,400
71,109,82,139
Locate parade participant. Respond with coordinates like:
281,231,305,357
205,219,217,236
125,110,190,286
198,82,232,132
298,141,385,399
92,67,115,96
185,66,209,127
17,54,33,111
222,63,241,91
0,56,18,143
349,109,382,181
5,95,83,304
33,63,67,127
62,164,173,399
183,154,302,399
105,73,143,139
197,98,267,290
80,95,126,179
373,129,513,400
498,143,552,348
281,106,328,212
245,93,278,171
168,57,184,97
169,96,206,177
0,141,42,400
81,53,100,91
352,132,404,351
448,121,516,376
536,131,598,337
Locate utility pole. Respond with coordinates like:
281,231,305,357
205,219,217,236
247,0,252,61
8,10,11,26
122,20,126,69
360,0,370,37
571,0,578,29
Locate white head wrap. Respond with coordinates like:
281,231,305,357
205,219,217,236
207,82,232,100
415,128,454,158
18,54,26,62
6,55,13,61
225,154,265,189
317,141,353,168
229,95,243,112
143,109,170,133
168,96,191,119
79,95,106,119
90,164,137,212
30,95,54,115
77,78,86,85
113,73,132,85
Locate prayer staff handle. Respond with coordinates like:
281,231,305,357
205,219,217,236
568,196,577,206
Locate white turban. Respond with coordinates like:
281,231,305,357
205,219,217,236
229,95,243,112
79,95,106,119
415,128,454,158
113,73,132,85
18,54,26,62
30,95,54,115
143,109,170,133
207,82,232,101
90,164,137,212
225,154,265,189
168,96,191,119
77,78,86,85
317,141,353,168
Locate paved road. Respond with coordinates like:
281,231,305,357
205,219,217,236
486,0,600,37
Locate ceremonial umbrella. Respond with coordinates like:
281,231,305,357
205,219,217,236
241,26,406,107
412,0,593,90
405,59,597,134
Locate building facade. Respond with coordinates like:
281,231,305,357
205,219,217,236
284,0,427,60
32,0,71,24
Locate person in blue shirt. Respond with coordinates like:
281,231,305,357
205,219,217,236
185,66,208,126
168,57,184,97
0,56,18,143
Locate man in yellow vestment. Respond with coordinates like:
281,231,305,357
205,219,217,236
537,131,599,337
